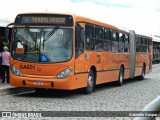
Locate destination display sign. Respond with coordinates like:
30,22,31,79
15,14,73,26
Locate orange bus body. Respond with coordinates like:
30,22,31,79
9,13,152,93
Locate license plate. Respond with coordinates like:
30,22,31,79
33,81,44,85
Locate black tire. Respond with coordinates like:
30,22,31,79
139,66,145,80
117,67,124,86
84,70,95,94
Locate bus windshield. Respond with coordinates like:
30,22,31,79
12,27,73,63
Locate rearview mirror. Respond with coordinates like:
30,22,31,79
5,23,13,42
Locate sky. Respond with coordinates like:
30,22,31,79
0,0,160,36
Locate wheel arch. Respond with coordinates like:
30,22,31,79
120,64,125,73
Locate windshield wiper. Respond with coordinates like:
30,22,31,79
25,26,36,42
44,26,59,41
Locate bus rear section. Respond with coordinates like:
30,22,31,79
129,30,152,79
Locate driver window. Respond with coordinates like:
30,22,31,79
76,24,84,58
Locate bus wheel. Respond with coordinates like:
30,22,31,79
84,70,95,94
139,66,145,80
117,67,124,86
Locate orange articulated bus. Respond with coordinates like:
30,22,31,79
6,13,152,94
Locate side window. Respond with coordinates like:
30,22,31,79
95,27,103,51
104,28,111,51
86,25,94,51
75,24,84,58
146,39,149,53
142,38,146,52
138,37,143,52
112,31,119,52
124,34,129,52
136,36,139,52
119,33,125,52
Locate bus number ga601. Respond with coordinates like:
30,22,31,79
19,64,35,70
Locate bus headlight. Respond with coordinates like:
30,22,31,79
56,67,73,78
11,66,23,76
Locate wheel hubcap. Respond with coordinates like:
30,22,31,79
88,76,93,91
120,71,123,83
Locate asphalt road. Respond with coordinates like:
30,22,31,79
0,64,160,120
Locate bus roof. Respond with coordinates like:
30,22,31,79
153,36,160,42
15,12,122,31
73,14,120,31
15,12,151,38
136,34,152,39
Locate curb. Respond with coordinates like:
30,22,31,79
0,84,34,96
